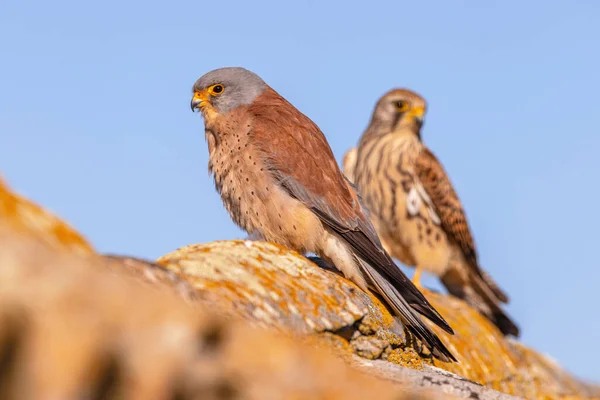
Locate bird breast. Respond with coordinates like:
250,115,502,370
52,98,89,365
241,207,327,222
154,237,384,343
205,121,321,252
205,119,266,234
354,134,421,220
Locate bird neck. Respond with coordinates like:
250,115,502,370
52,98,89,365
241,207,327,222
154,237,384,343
358,121,422,150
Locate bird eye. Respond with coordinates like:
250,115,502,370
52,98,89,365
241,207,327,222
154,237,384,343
209,84,224,95
395,100,410,112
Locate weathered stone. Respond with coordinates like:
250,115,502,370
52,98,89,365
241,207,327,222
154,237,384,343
351,335,388,359
352,357,520,400
0,231,434,400
155,240,600,399
1,175,598,400
0,175,93,255
102,254,199,303
157,241,370,334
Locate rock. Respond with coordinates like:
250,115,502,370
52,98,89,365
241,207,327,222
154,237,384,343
352,357,520,400
102,254,199,303
0,231,436,400
1,174,598,399
0,175,93,255
155,240,600,399
351,335,388,359
156,241,370,334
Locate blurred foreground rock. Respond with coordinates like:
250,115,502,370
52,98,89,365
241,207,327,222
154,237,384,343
0,175,598,399
1,232,444,400
0,175,93,255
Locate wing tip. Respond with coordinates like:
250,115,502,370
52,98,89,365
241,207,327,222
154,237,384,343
411,303,454,335
479,269,510,303
406,324,458,363
493,310,520,337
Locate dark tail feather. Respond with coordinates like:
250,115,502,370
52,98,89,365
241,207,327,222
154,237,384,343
443,273,519,337
479,270,509,303
471,275,519,337
357,258,457,362
491,308,520,337
408,302,454,335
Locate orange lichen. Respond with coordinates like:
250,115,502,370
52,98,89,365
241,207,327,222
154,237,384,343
3,173,595,398
0,176,93,255
157,240,599,400
0,232,434,400
387,348,426,371
365,291,402,334
387,288,599,399
157,241,368,335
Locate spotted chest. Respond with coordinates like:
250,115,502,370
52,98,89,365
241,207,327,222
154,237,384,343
203,113,320,250
204,114,272,235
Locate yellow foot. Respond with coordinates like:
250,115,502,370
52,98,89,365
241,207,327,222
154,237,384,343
412,268,423,289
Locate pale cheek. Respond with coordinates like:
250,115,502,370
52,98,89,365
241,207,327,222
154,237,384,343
201,105,219,122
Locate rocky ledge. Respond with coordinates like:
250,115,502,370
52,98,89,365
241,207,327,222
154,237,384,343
0,175,598,399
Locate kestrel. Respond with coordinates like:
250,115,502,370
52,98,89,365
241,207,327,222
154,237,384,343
191,68,456,361
344,89,519,336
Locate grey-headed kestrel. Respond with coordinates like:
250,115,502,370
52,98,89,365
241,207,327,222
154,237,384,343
191,68,456,361
343,89,519,336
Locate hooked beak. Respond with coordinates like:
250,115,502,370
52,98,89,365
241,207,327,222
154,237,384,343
410,106,425,128
190,91,205,112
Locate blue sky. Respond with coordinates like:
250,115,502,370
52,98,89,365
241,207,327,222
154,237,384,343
1,0,599,382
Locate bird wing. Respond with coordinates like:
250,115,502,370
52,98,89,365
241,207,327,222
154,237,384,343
415,148,508,303
248,89,454,339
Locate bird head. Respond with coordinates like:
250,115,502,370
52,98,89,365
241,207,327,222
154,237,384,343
369,89,427,138
191,67,267,122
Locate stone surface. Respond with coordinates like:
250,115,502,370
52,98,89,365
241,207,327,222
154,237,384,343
0,175,93,255
352,357,519,400
155,240,600,399
157,241,370,334
102,254,199,303
0,231,435,400
1,174,598,400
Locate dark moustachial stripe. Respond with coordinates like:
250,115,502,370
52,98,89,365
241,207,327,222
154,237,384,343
390,111,404,132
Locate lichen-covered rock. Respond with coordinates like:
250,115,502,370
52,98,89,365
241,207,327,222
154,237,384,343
0,231,436,400
1,175,598,399
102,254,199,303
351,357,519,400
0,175,93,255
156,240,600,400
419,291,600,399
157,241,370,334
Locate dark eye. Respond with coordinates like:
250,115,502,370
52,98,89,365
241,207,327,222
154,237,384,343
208,84,224,96
395,100,409,112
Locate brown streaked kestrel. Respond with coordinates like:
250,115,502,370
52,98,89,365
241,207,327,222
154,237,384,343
191,68,456,361
344,89,519,337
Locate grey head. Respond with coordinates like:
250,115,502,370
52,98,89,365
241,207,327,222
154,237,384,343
191,67,267,114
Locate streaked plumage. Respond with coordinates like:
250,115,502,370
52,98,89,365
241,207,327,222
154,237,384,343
344,89,518,336
191,68,456,361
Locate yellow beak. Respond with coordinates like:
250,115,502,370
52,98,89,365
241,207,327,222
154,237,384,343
409,106,425,119
408,106,425,126
190,91,208,112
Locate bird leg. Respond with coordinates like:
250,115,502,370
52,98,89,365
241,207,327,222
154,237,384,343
244,231,264,242
412,267,423,288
